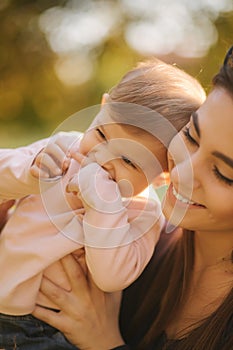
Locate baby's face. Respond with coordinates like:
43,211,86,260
79,121,167,197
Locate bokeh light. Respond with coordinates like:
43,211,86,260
0,0,233,146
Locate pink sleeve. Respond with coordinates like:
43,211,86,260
0,131,82,202
0,225,82,315
0,138,48,201
75,162,165,291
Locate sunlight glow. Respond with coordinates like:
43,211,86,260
54,55,93,86
38,0,233,84
39,1,120,54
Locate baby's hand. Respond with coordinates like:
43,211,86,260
66,151,89,194
30,133,77,179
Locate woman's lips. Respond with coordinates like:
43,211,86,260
170,185,205,208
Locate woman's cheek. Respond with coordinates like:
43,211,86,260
209,189,233,221
167,150,175,173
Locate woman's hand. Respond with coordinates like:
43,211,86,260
32,254,125,350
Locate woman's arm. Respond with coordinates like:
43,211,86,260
32,254,128,350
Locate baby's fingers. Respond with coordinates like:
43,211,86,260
35,152,63,177
69,150,86,164
44,143,71,173
66,174,79,194
30,164,50,179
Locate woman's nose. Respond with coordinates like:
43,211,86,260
168,133,202,192
170,152,201,194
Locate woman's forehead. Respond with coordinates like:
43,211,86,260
196,88,233,152
197,88,233,130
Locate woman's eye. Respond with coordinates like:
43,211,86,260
122,156,137,169
96,128,106,141
213,166,233,186
182,127,199,146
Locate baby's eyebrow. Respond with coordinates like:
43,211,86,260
191,111,201,137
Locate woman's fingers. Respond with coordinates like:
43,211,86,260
32,256,94,346
60,254,109,308
36,255,89,311
33,254,124,349
33,301,66,331
60,254,88,294
32,257,90,331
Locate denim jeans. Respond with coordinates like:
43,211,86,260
0,313,79,350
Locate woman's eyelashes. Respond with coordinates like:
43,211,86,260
212,165,233,186
121,156,137,169
183,126,233,187
183,126,199,146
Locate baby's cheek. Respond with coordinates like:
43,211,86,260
118,179,134,197
133,174,150,196
79,132,95,155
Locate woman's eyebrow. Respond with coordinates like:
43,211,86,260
191,111,201,137
212,151,233,169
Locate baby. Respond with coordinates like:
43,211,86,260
0,58,205,348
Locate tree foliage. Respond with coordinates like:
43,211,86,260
0,0,232,146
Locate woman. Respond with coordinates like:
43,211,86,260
33,47,233,350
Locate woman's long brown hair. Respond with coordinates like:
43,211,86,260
120,50,233,349
120,230,233,349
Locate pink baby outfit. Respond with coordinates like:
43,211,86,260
0,132,164,315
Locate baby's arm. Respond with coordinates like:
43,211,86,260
67,158,164,292
0,138,49,201
85,199,163,292
0,132,81,202
0,200,15,232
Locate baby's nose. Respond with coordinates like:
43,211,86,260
91,145,114,166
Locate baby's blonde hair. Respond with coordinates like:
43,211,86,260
107,58,205,135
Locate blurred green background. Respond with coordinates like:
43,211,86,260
0,0,233,147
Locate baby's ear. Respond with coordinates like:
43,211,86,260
101,93,110,107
